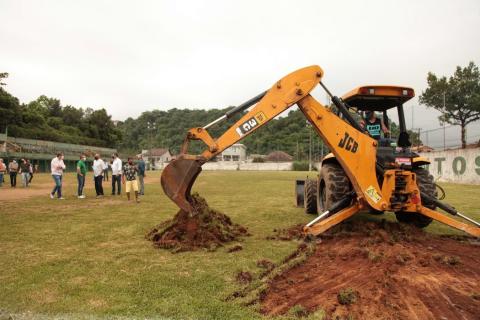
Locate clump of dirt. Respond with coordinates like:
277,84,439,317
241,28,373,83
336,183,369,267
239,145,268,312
227,244,243,253
146,193,249,252
267,224,305,241
257,259,276,271
260,220,480,320
236,271,253,284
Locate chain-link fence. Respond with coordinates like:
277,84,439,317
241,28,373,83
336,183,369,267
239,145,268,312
415,123,480,150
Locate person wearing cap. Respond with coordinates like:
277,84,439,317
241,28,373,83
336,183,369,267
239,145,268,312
360,111,390,140
8,159,18,188
0,158,6,187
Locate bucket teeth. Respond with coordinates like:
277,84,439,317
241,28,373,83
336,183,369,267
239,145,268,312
161,157,203,214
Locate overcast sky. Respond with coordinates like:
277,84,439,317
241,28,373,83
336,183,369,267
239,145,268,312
1,0,479,137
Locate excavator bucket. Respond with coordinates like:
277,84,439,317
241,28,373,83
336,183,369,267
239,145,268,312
161,157,203,214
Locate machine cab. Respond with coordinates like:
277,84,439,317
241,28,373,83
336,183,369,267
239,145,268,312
341,85,414,148
322,85,429,169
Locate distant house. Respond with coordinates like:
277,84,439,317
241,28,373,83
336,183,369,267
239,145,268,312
219,144,247,162
146,148,172,169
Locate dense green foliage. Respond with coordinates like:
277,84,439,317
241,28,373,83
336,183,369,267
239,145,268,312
292,161,311,171
117,108,327,160
420,61,480,148
0,73,121,147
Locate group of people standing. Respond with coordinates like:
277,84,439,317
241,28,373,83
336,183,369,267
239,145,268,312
91,153,125,198
48,152,146,203
0,158,35,188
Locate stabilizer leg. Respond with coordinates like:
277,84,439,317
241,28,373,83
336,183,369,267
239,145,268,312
304,203,361,236
419,207,480,237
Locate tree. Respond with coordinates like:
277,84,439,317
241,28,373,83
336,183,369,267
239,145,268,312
85,108,122,147
0,72,22,132
419,62,480,148
0,72,8,86
0,74,120,147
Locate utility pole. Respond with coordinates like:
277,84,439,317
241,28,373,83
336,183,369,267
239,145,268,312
417,128,421,148
443,92,446,150
411,105,414,130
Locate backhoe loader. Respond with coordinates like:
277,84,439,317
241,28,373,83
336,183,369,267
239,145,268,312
161,65,480,237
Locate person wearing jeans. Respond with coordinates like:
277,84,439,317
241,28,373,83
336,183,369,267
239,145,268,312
76,154,87,198
52,174,63,198
19,159,31,188
111,153,122,195
93,154,105,198
50,152,66,199
136,154,146,195
28,163,34,183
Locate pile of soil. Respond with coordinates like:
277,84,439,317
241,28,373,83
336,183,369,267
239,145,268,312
146,193,249,252
260,220,480,319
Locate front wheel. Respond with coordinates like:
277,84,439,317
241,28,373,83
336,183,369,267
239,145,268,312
317,163,352,213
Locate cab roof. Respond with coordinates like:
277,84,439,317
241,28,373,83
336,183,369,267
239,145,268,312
341,85,415,111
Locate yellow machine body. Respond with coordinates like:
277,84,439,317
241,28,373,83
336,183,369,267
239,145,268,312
161,65,480,238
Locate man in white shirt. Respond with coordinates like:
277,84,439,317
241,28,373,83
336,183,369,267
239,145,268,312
93,154,105,198
50,152,66,199
111,153,122,196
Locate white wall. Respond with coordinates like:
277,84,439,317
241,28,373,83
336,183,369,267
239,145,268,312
419,148,480,184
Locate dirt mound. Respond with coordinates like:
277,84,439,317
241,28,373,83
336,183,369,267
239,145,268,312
260,220,480,319
146,193,249,252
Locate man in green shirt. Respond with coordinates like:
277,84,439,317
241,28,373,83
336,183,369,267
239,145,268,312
76,154,87,199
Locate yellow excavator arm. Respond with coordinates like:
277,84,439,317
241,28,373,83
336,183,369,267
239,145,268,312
161,65,480,237
161,65,326,213
180,65,323,160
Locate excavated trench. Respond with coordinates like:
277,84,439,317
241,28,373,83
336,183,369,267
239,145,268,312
259,220,480,319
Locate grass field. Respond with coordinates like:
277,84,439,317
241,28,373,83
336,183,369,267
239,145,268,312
0,171,479,319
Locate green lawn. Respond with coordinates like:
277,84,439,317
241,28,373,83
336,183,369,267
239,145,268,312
0,171,479,319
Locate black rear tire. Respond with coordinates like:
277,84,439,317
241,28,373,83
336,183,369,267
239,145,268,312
304,179,318,214
317,163,352,212
395,168,437,228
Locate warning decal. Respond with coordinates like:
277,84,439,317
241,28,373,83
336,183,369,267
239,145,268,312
365,185,382,203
